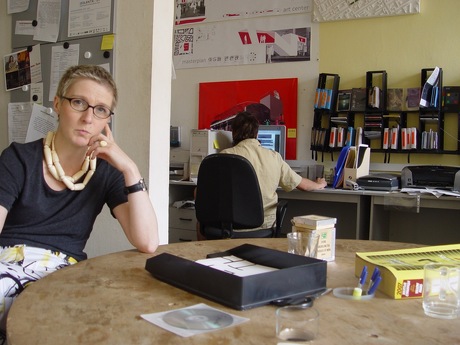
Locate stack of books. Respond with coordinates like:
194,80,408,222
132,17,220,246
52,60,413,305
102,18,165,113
291,215,337,261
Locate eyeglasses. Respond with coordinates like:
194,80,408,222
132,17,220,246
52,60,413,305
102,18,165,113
62,97,114,119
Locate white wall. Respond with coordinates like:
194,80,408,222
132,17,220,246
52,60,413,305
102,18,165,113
85,1,173,257
170,15,320,162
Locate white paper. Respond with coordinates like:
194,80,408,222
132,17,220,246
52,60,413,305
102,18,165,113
49,44,80,102
33,0,61,42
141,303,249,338
29,44,42,83
68,0,112,37
7,0,30,14
30,83,44,104
400,188,460,198
8,102,34,144
173,13,313,69
175,0,312,25
196,255,278,277
15,20,36,36
25,103,58,143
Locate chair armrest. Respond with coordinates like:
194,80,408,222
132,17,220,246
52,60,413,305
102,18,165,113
274,200,288,237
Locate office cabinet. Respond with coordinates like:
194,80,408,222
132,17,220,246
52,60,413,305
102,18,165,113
169,207,197,243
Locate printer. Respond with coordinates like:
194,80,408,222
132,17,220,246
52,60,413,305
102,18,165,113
401,165,460,191
356,173,400,191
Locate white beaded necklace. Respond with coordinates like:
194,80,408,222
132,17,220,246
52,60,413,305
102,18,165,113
43,131,96,191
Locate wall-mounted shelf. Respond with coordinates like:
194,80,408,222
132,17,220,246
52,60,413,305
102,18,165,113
310,68,459,161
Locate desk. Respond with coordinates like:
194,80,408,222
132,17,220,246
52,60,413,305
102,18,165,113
277,188,370,240
170,181,460,244
7,239,457,345
370,193,460,244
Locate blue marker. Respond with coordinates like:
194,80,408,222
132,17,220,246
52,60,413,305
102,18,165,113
367,267,380,291
368,275,382,295
358,266,368,289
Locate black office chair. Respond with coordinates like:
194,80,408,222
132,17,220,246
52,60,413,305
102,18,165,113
195,153,288,240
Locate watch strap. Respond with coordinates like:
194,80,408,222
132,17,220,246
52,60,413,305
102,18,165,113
124,178,147,195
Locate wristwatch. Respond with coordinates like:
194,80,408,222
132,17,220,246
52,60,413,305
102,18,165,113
124,178,148,195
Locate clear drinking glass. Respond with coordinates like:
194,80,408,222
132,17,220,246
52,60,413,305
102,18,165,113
276,306,319,343
423,263,460,319
287,232,320,257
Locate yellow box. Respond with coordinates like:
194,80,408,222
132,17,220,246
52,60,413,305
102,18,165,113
292,225,336,262
355,244,460,299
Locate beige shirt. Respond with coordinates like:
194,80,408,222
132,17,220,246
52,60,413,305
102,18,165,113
221,139,302,229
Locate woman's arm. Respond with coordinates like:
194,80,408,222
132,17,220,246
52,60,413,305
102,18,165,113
89,125,159,253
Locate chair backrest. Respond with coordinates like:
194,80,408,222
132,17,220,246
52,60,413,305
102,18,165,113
195,153,264,238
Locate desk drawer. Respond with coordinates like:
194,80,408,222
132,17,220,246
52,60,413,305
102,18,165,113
169,207,196,230
169,228,197,243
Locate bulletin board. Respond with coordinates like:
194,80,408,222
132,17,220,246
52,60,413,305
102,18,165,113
199,78,298,160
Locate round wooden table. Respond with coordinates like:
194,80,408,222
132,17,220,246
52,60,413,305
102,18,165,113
6,239,457,344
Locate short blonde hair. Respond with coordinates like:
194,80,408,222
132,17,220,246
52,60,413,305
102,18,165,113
56,65,118,108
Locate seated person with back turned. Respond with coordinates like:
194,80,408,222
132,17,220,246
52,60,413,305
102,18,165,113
0,65,159,340
197,111,327,240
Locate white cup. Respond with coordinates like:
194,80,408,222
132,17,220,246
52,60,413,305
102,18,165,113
287,232,320,257
423,263,460,319
276,306,319,343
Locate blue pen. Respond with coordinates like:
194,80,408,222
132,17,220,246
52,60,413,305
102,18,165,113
368,275,382,295
358,266,368,289
367,267,380,291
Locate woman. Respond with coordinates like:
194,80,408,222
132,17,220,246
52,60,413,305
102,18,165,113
0,65,159,336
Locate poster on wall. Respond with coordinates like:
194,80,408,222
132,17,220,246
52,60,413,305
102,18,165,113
175,0,312,26
313,0,420,22
174,14,312,69
4,45,42,91
199,78,298,160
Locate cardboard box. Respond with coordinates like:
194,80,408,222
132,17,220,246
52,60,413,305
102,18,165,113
292,214,337,229
145,244,327,310
343,146,370,189
355,244,460,299
292,226,336,262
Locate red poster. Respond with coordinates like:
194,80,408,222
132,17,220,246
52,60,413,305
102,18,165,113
199,78,298,159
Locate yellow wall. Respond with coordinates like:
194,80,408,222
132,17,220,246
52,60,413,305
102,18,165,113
319,0,460,166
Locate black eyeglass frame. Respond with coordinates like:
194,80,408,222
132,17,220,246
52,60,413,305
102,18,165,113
61,97,114,119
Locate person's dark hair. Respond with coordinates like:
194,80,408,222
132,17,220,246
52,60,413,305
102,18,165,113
231,111,259,145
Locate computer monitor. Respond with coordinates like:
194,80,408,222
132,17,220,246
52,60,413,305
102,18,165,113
257,125,286,159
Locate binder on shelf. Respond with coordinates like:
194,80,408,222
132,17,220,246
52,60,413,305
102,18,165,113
329,127,337,148
409,128,417,149
337,127,344,148
345,127,354,146
390,127,399,150
420,66,440,108
382,128,389,149
401,128,408,150
354,127,363,147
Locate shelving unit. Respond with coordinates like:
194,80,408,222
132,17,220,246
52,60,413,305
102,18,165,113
419,67,443,151
363,70,387,148
310,68,460,160
311,73,340,160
